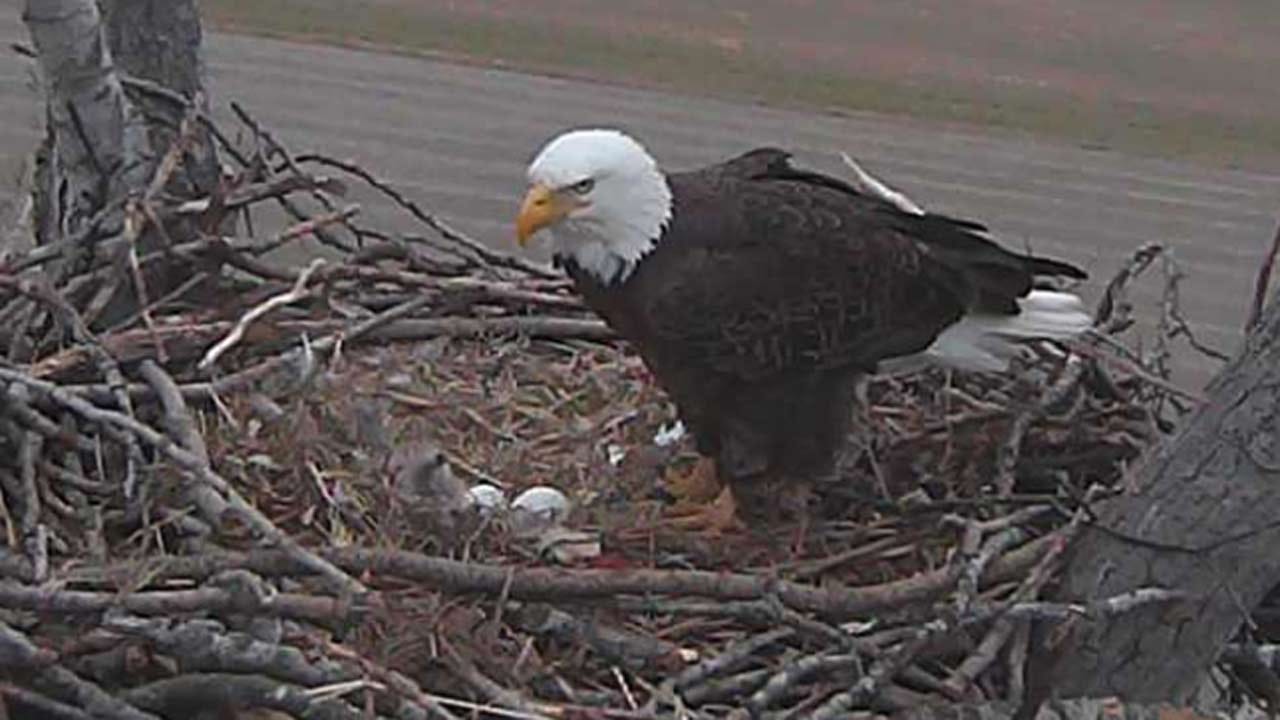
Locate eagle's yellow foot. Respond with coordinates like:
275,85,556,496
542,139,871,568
663,457,722,505
661,485,744,535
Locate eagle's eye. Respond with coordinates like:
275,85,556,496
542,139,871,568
569,178,595,195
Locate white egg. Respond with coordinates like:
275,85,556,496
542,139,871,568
511,486,571,525
467,484,507,515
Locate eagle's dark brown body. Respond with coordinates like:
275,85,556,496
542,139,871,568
559,149,1085,516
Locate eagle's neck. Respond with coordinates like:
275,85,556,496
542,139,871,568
559,254,646,342
555,243,638,286
549,168,673,287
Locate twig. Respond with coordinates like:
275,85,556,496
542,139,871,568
138,359,226,541
1073,341,1204,404
0,387,96,453
323,265,584,310
954,527,1030,616
119,201,165,361
746,652,863,715
295,152,559,279
0,582,362,626
325,642,462,720
0,683,96,720
197,257,325,371
122,673,366,720
1006,617,1032,703
1247,218,1280,333
672,628,793,694
60,533,1058,621
441,637,559,718
5,196,129,274
229,101,357,254
12,398,47,582
679,669,771,707
0,275,145,499
1158,252,1230,363
810,617,946,718
0,366,368,597
1093,242,1163,331
811,529,1091,717
105,615,393,705
973,588,1185,623
512,604,682,672
945,512,1074,699
994,355,1086,496
170,174,344,216
0,620,159,720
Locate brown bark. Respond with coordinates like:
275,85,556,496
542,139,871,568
1022,292,1280,704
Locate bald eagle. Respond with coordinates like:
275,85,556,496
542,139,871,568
515,129,1090,531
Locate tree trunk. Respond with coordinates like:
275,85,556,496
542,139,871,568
100,0,221,195
23,0,152,259
23,0,220,329
1022,291,1280,705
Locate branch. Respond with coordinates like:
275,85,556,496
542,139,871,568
0,619,158,720
62,534,1056,621
294,152,559,279
0,581,363,626
0,366,368,597
122,673,367,720
1247,217,1280,333
197,257,325,371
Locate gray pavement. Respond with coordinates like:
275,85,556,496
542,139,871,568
3,12,1278,389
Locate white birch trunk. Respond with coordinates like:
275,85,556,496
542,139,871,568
23,0,152,258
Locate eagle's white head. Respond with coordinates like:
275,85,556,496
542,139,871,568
516,129,673,285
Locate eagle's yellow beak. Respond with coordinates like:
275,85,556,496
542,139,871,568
516,183,573,246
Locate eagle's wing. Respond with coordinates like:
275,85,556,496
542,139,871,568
641,150,1084,381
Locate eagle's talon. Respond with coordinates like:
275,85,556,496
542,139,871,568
660,485,744,536
663,457,721,506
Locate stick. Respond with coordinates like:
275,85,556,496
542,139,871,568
0,582,361,626
0,275,145,498
229,101,357,254
746,652,863,715
0,366,367,598
197,257,325,371
0,683,96,720
294,153,559,280
138,361,213,474
122,673,366,720
1247,218,1280,333
325,642,462,720
0,620,159,720
57,534,1057,621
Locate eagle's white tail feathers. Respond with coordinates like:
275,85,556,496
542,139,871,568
925,290,1092,372
879,290,1092,376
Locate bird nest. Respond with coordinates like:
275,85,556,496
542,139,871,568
0,100,1230,720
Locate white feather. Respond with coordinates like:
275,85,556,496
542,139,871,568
838,152,925,216
880,290,1093,375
